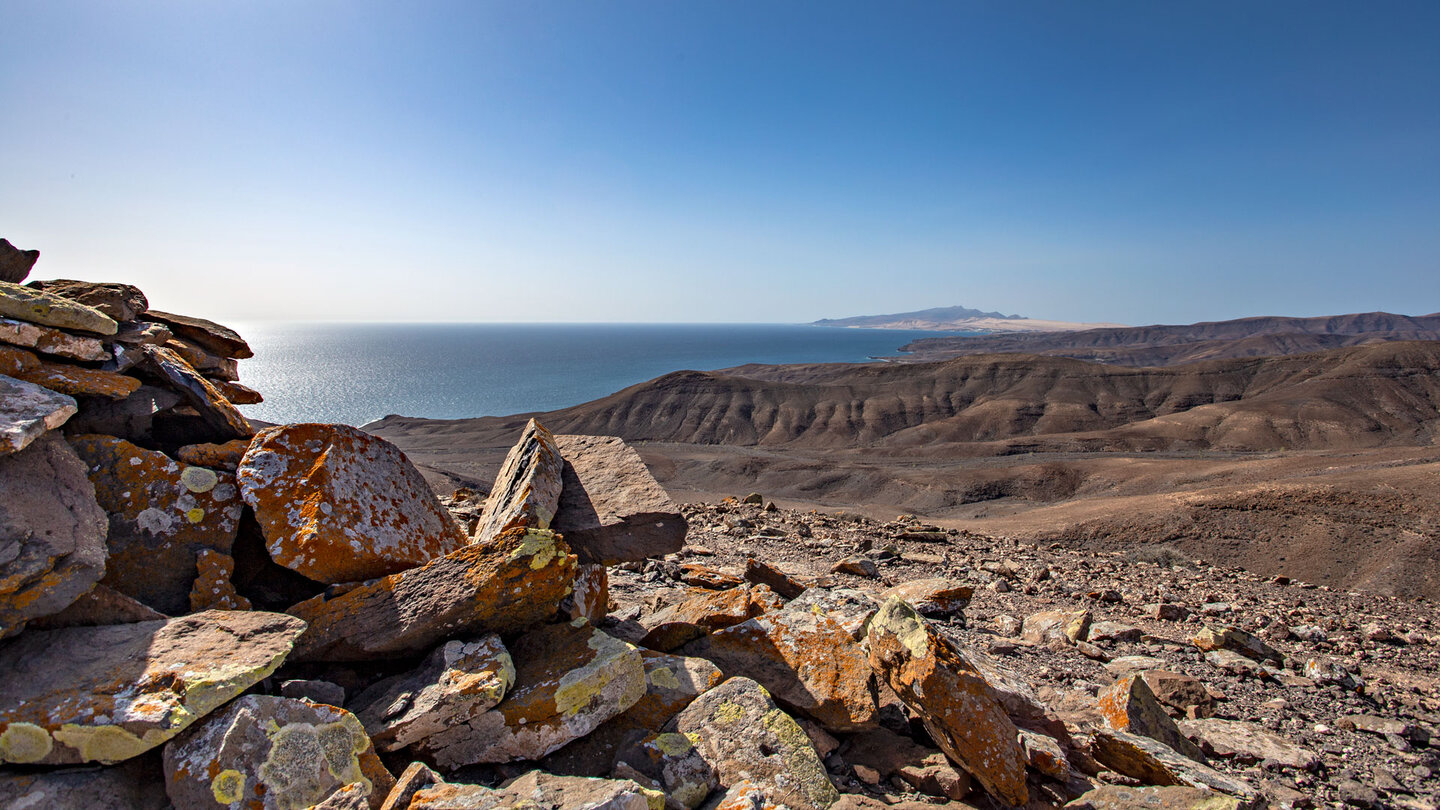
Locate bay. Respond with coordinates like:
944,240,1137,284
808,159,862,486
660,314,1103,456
231,322,978,427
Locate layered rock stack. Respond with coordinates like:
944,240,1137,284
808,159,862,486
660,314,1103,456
0,240,1332,808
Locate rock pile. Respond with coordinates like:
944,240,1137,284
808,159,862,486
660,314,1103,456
2,245,1435,808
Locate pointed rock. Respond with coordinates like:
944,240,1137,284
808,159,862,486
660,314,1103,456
415,621,646,767
473,418,564,545
0,373,76,455
0,316,108,361
287,527,577,662
0,432,108,638
144,309,253,358
552,434,687,565
1091,728,1259,800
140,345,253,439
1098,673,1207,763
379,762,443,810
743,558,807,599
1022,609,1092,645
0,239,39,284
69,434,243,614
238,423,467,584
0,610,306,766
0,279,117,334
162,695,393,810
189,549,252,611
867,596,1028,807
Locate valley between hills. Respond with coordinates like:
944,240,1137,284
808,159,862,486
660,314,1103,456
368,315,1440,602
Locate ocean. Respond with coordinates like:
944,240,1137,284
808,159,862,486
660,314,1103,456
231,323,977,427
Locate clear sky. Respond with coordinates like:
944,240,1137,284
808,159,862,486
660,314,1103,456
2,1,1437,324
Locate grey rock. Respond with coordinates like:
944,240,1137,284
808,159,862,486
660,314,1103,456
552,434,687,565
26,280,148,322
0,373,77,455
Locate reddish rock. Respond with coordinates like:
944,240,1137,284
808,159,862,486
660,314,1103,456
0,316,108,361
409,771,659,810
679,563,745,589
0,279,117,334
866,596,1028,807
1022,609,1091,645
164,337,238,381
1192,625,1283,667
140,345,254,440
473,418,564,545
564,562,610,623
1,344,139,399
1140,670,1214,718
163,695,393,810
1091,729,1259,800
552,434,687,565
30,583,166,631
27,279,149,322
287,527,577,662
0,610,306,766
1098,673,1207,763
830,555,878,578
1066,785,1255,810
637,584,785,651
881,578,973,617
189,549,252,611
69,434,243,614
743,558,807,599
215,379,264,404
379,762,443,810
842,728,971,800
237,423,467,584
144,309,254,359
175,438,250,471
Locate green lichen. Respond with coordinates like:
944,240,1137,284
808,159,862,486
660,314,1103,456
650,732,694,757
648,666,680,691
761,709,840,807
710,702,748,725
211,769,246,804
52,724,158,764
258,715,370,810
508,529,559,569
0,722,53,763
554,631,643,717
639,787,666,810
874,596,929,657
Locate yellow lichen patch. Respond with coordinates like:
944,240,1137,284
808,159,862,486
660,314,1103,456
553,631,643,717
875,597,930,658
181,466,220,493
52,723,154,764
651,731,695,757
711,701,748,725
0,722,53,764
648,666,680,691
640,787,666,810
211,769,246,804
508,529,560,570
186,508,206,524
258,716,371,810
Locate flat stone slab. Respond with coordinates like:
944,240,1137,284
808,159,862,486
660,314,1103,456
144,309,253,359
27,280,148,322
140,345,254,440
0,372,76,455
0,280,117,334
473,418,563,545
552,434,687,565
0,316,108,361
0,610,307,766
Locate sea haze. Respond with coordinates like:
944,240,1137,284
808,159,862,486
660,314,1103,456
233,323,980,427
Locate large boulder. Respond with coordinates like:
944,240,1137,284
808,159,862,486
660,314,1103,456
0,345,140,399
69,434,243,614
238,423,468,584
682,588,881,733
0,757,169,809
666,676,838,810
0,316,109,361
473,418,564,545
414,621,646,767
1176,718,1321,770
0,372,76,455
0,610,306,766
0,432,108,638
867,597,1028,807
0,238,39,283
1090,729,1259,800
350,634,516,753
26,279,148,322
0,279,117,334
880,578,973,618
552,434,687,565
163,695,393,810
287,527,577,662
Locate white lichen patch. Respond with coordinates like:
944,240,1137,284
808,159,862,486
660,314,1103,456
0,722,53,763
180,466,219,493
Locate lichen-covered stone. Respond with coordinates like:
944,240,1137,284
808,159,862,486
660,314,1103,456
189,549,252,611
1064,785,1255,810
638,584,785,651
880,578,973,618
216,379,264,404
1098,673,1207,763
163,695,393,810
144,309,253,359
0,279,117,334
287,527,577,662
0,610,306,766
0,316,108,361
1192,625,1283,667
564,562,610,623
350,634,515,752
0,372,76,455
140,344,253,440
409,771,661,810
379,762,443,810
867,596,1028,807
743,558,807,599
1,343,139,399
238,423,467,584
176,438,251,471
1090,729,1259,800
69,434,243,614
683,588,880,733
667,676,838,810
1022,609,1092,645
416,621,646,767
552,434,687,565
473,418,563,545
27,279,149,322
0,432,108,639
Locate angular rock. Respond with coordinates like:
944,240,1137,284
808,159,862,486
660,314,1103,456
140,345,253,440
9,350,142,400
0,610,306,765
1087,621,1144,643
215,378,264,404
416,621,645,767
1192,625,1283,667
1140,670,1214,718
163,694,393,810
0,316,108,361
0,279,117,334
409,771,659,810
164,337,238,380
1205,649,1273,678
1020,727,1071,779
287,527,577,662
1177,718,1320,770
1098,673,1207,763
280,679,347,706
1065,784,1255,810
624,731,717,809
110,319,173,346
1303,657,1364,690
0,432,108,638
69,434,243,613
474,418,564,545
189,549,252,610
27,279,148,322
1091,729,1258,800
637,584,785,651
350,634,515,752
238,422,467,584
842,728,970,800
743,558,807,599
552,434,687,565
669,677,838,810
867,596,1028,806
380,762,443,810
144,309,254,358
314,783,375,810
679,563,743,589
683,587,881,733
0,373,76,455
564,562,610,623
881,578,973,617
1022,609,1092,645
0,756,170,810
30,583,166,631
0,238,39,283
175,437,250,470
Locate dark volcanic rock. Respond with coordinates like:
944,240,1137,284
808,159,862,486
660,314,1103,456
0,238,39,283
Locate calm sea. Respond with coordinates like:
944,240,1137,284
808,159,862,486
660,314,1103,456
231,323,977,427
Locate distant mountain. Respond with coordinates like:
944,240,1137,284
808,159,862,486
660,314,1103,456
813,305,1123,333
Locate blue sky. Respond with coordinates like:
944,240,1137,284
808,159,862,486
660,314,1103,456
2,2,1436,324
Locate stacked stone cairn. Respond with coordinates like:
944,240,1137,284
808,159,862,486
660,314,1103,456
0,238,1265,809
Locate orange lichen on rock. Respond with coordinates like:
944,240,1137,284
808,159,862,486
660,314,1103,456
175,439,250,471
867,596,1029,807
638,584,785,651
1098,673,1207,763
238,423,468,584
190,549,252,611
